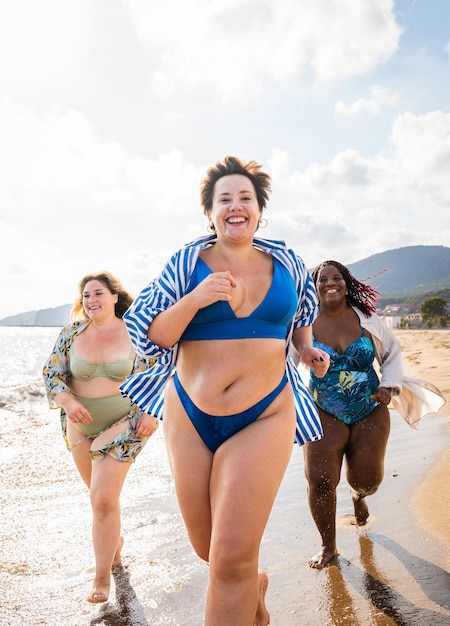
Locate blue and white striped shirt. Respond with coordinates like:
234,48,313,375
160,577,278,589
120,234,323,445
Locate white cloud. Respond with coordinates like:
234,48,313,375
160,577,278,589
1,106,449,318
124,0,402,103
335,86,398,117
0,100,204,316
264,110,450,267
0,1,90,100
384,110,450,212
0,1,448,320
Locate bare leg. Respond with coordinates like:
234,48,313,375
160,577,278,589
163,378,295,625
67,421,93,488
346,404,391,526
205,393,295,625
87,453,130,603
67,420,132,602
303,409,350,569
112,535,124,569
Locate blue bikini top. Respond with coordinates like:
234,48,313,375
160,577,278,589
180,257,298,341
70,347,135,381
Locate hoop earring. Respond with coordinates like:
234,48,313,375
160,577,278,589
207,222,216,233
259,218,268,229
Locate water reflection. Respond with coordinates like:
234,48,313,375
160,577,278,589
323,565,358,625
322,534,450,625
90,566,148,626
370,533,450,609
358,534,411,625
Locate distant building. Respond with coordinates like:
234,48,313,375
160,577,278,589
381,315,402,328
381,303,420,317
405,312,422,322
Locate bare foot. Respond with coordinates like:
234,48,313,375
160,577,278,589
308,545,338,569
352,494,370,526
87,580,110,603
254,571,270,626
112,535,124,569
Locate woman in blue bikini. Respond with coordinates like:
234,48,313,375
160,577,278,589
120,155,329,625
303,260,403,570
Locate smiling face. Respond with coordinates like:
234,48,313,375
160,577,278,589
82,279,118,321
208,174,263,242
315,264,348,306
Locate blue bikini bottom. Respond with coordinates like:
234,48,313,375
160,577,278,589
173,371,288,452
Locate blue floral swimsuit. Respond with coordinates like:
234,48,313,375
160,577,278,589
310,329,380,425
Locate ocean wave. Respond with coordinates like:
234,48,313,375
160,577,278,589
0,378,46,409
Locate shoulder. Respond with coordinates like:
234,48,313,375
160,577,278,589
184,234,216,250
355,307,399,346
353,306,375,325
254,237,308,273
58,319,90,342
253,236,288,255
163,236,215,275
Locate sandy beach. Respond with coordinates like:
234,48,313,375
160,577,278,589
392,329,450,553
1,329,449,625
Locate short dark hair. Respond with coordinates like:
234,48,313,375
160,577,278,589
200,155,271,213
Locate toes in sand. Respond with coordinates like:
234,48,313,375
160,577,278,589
308,546,338,570
87,584,110,604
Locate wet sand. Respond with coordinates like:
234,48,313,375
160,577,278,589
0,329,449,625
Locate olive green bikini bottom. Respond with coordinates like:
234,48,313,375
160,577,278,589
72,393,131,436
61,394,152,463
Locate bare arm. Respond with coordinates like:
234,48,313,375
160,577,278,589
147,270,236,348
292,326,329,378
53,391,93,424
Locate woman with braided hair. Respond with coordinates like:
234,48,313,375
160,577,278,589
303,260,403,569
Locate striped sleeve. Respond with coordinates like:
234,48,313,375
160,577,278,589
286,357,323,445
120,353,174,417
279,247,318,329
123,251,184,359
254,237,322,444
120,238,208,415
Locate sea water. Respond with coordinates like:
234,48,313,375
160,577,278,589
0,325,208,625
0,326,61,388
1,328,450,625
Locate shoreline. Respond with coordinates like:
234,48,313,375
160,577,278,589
1,327,449,625
392,329,450,550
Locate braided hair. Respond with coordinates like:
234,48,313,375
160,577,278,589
311,260,379,317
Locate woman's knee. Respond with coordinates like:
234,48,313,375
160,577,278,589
305,463,341,494
348,469,384,496
209,543,254,582
90,485,119,514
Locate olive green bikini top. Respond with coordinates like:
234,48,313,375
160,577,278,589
70,346,134,381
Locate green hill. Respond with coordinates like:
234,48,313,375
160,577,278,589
347,245,450,297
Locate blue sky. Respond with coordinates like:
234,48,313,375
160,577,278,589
0,0,449,319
